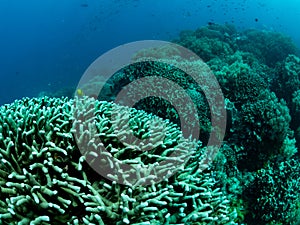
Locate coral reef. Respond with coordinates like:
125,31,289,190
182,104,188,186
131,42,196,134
237,29,297,67
246,158,300,224
2,23,300,224
175,24,235,62
272,55,300,148
0,96,237,224
175,24,297,67
78,58,213,144
173,24,300,223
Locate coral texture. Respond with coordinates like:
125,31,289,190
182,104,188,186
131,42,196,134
0,97,236,224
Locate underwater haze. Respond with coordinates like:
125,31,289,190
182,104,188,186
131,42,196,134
0,0,300,105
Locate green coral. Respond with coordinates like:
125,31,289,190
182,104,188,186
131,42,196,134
175,31,234,62
0,96,237,224
292,90,300,146
79,58,213,144
210,53,269,106
207,50,292,170
272,54,300,104
175,24,297,67
237,29,297,67
246,158,300,224
235,91,291,170
272,55,300,148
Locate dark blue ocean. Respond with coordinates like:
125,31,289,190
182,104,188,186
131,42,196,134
0,0,299,105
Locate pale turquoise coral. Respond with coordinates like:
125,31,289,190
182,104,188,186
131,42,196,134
0,96,237,224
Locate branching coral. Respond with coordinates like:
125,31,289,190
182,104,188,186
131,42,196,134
0,96,237,224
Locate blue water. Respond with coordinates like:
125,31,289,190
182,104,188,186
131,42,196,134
0,0,299,105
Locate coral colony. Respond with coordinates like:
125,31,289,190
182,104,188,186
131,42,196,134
1,24,300,224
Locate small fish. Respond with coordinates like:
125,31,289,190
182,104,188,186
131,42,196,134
77,88,84,96
80,3,88,7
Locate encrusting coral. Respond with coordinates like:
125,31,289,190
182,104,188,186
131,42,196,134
0,96,237,224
